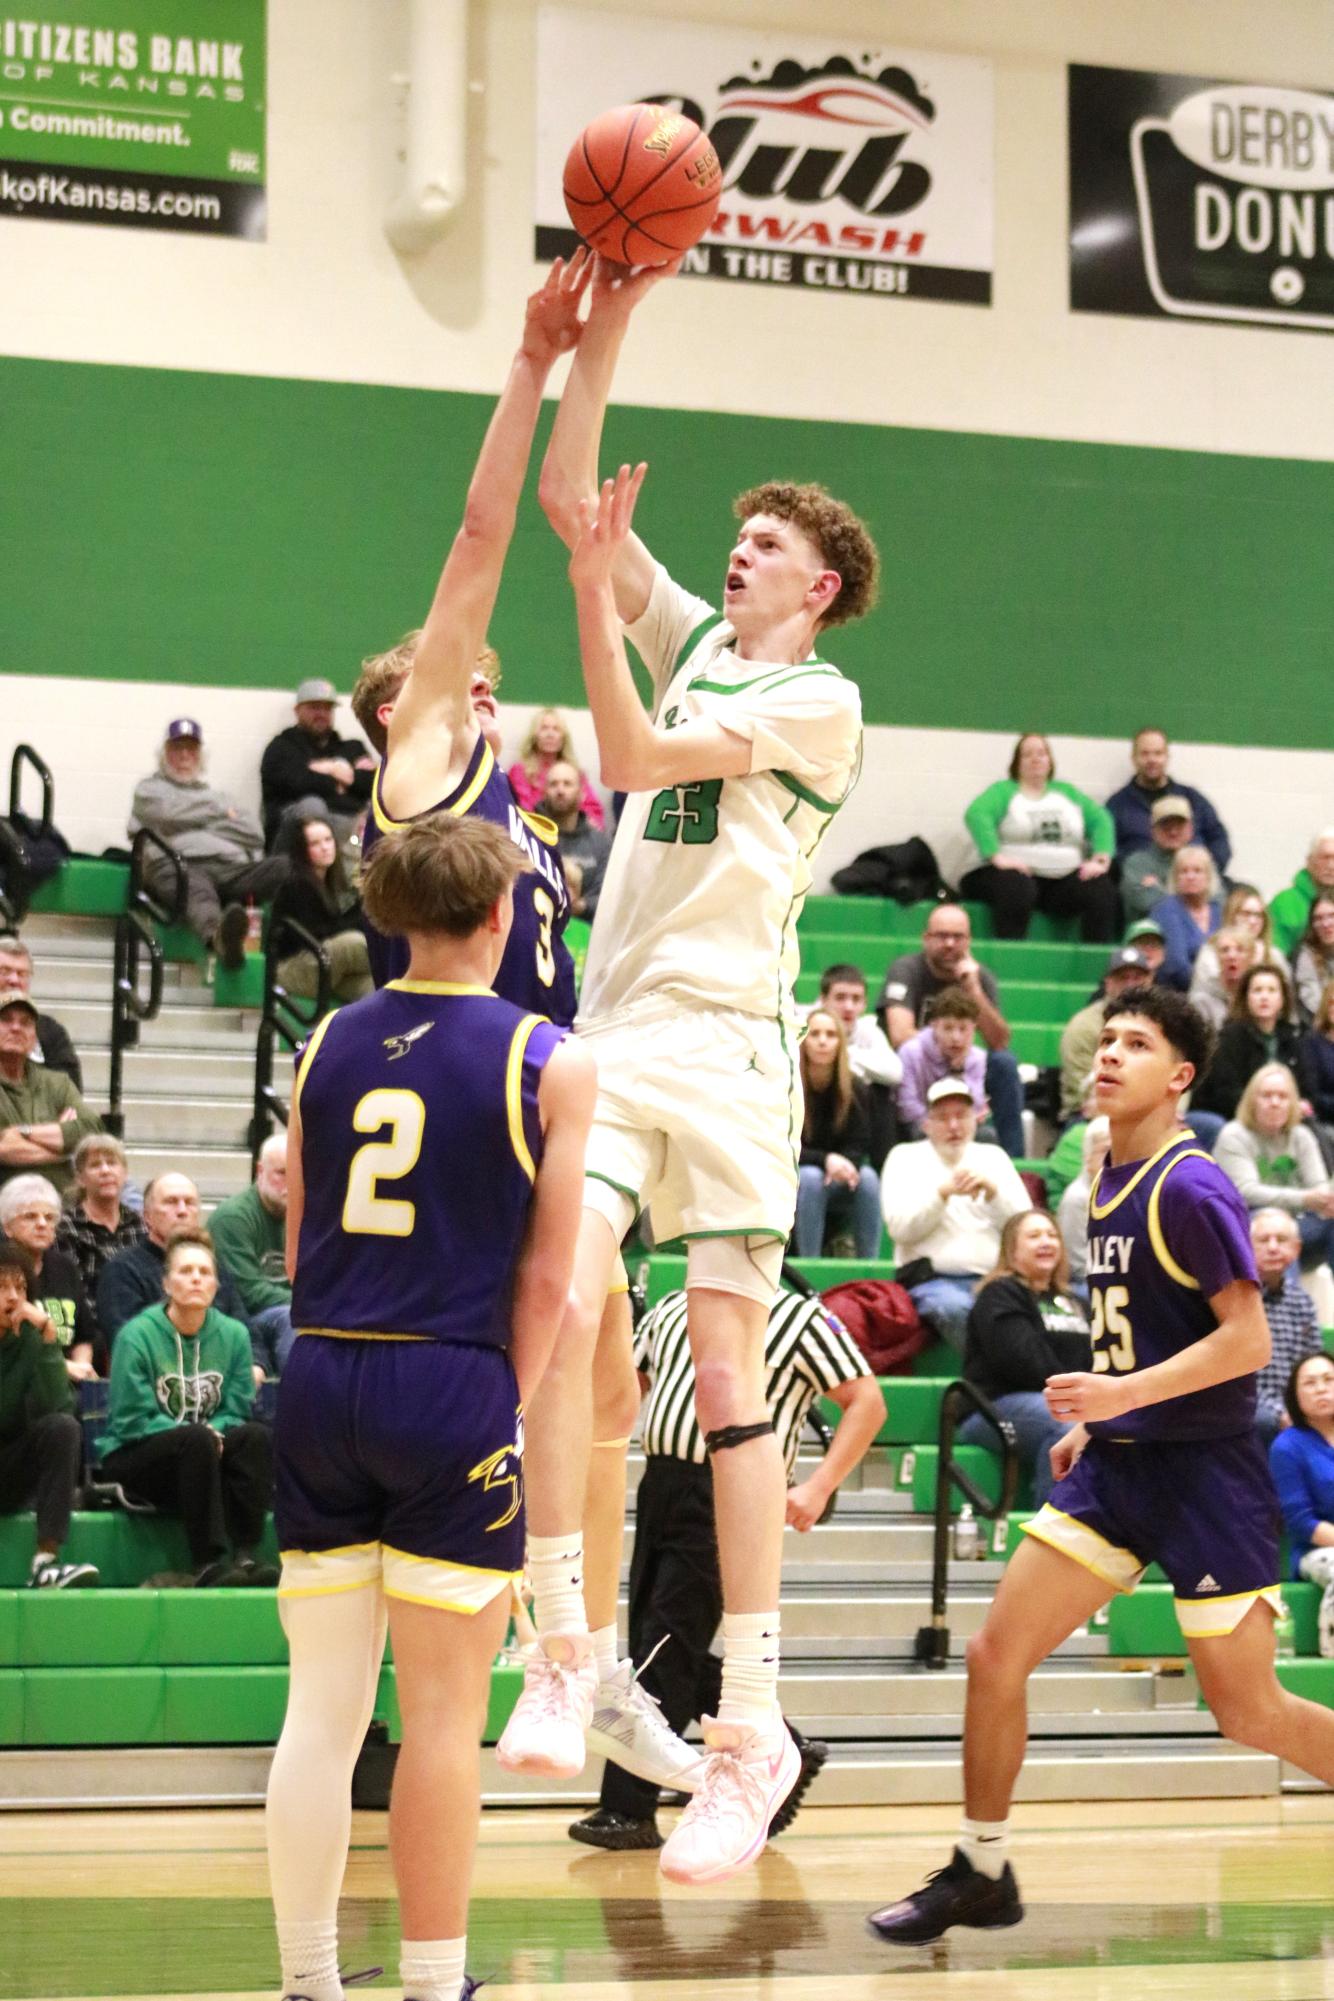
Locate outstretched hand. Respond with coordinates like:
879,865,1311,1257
569,462,648,590
520,249,593,367
589,251,683,320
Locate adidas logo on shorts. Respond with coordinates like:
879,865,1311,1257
1195,1574,1220,1593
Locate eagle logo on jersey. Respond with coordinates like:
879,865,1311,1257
383,1022,434,1063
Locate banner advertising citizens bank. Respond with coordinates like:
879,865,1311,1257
0,2,266,238
535,8,993,304
1070,63,1334,334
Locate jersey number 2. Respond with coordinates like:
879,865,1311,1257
342,1089,425,1237
643,779,721,845
1090,1285,1135,1372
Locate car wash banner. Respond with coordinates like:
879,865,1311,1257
1069,63,1334,335
535,7,993,304
0,1,266,237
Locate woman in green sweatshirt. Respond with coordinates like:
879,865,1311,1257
960,733,1120,942
99,1228,276,1587
0,1237,98,1588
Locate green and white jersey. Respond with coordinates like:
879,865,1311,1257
579,565,862,1027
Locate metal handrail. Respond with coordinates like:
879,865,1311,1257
248,914,332,1162
104,829,185,1134
914,1380,1019,1670
9,742,54,831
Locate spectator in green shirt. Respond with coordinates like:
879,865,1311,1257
959,734,1120,943
0,996,101,1197
207,1134,293,1377
0,1238,98,1588
1271,830,1334,958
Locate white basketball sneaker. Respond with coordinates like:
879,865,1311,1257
495,1632,598,1778
586,1658,704,1791
658,1712,800,1885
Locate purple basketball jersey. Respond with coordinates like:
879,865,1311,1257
1084,1132,1259,1442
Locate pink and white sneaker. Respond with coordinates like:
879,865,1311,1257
495,1633,597,1778
658,1713,800,1885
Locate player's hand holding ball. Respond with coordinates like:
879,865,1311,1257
1045,1370,1136,1424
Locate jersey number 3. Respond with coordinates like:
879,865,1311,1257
342,1089,426,1237
1090,1285,1135,1372
643,779,721,845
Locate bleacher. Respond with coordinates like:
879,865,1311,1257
0,863,1326,1809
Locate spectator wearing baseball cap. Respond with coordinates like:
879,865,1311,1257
128,720,289,970
1123,917,1167,977
1057,947,1153,1121
1119,794,1197,926
0,995,102,1197
259,678,376,849
880,1076,1030,1352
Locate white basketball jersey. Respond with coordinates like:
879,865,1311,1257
579,565,862,1026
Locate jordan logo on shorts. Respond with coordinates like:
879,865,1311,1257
1195,1574,1220,1592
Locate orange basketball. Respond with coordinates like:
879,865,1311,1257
563,102,722,266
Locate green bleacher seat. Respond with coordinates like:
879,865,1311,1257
0,1511,280,1590
28,858,129,918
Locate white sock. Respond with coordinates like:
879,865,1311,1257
528,1532,588,1640
401,1934,467,2001
276,1917,340,2001
717,1610,781,1727
591,1622,620,1681
959,1816,1010,1878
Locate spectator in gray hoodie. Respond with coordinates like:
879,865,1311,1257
128,719,289,969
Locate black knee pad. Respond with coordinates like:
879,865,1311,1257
704,1420,775,1455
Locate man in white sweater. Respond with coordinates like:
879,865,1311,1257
881,1078,1031,1350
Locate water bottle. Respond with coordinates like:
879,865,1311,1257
953,1504,980,1562
1274,1606,1296,1660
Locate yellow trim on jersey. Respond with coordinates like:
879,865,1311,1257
385,979,494,997
281,1539,379,1559
295,1326,430,1342
277,1575,378,1600
1089,1132,1192,1221
518,808,560,847
1175,1585,1284,1639
1146,1149,1212,1291
381,1544,515,1579
292,1008,339,1113
370,741,495,833
505,1013,545,1183
382,1584,514,1614
1021,1505,1144,1594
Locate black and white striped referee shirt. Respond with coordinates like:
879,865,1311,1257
634,1288,871,1474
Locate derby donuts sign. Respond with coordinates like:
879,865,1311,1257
1070,63,1334,334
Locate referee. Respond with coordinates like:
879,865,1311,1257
572,1285,884,1851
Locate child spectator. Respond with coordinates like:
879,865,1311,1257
1195,967,1303,1121
1214,1064,1334,1271
98,1230,275,1588
897,986,987,1132
1270,1354,1334,1657
507,707,604,827
269,817,373,1004
960,734,1119,942
959,1211,1092,1505
795,1009,881,1259
0,1238,98,1589
1294,895,1334,1025
1150,846,1222,990
1251,1210,1322,1446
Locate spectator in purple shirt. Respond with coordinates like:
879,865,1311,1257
898,987,988,1135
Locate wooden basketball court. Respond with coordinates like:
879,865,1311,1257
5,1794,1334,2000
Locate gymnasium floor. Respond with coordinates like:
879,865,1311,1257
5,1796,1334,2000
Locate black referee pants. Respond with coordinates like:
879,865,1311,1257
600,1454,725,1821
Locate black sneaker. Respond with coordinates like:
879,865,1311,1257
867,1847,1023,1944
215,902,249,972
193,1556,248,1589
227,1555,281,1587
767,1731,828,1837
568,1807,663,1851
29,1559,99,1590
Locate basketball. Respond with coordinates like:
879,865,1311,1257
563,101,722,265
